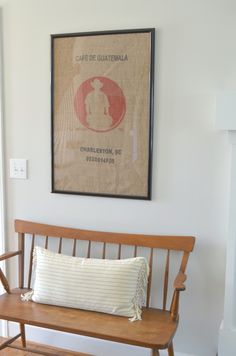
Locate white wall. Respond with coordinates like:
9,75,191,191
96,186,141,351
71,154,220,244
0,0,235,355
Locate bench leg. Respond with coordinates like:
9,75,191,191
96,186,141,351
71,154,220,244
20,323,26,348
151,350,160,356
168,341,174,356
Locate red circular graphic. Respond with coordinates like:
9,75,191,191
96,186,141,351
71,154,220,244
74,76,126,132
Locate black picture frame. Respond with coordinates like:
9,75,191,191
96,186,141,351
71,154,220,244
51,28,155,199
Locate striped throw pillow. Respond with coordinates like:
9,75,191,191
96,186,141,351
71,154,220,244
22,246,149,321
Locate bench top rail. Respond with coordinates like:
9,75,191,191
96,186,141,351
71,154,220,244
15,220,195,252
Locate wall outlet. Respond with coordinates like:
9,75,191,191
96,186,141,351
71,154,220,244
10,159,28,179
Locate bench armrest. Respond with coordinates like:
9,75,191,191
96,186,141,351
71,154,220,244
0,251,21,294
170,271,187,321
0,251,21,262
173,271,187,291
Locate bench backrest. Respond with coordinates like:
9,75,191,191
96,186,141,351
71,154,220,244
15,219,195,311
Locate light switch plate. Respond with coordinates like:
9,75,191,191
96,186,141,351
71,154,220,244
10,159,28,179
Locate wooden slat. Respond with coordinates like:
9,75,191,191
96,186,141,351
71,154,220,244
180,251,190,273
28,234,35,289
18,233,25,289
163,250,170,311
146,248,153,308
0,268,11,294
0,251,21,261
15,220,195,252
0,337,91,355
152,350,160,356
58,238,62,254
0,334,21,350
102,243,106,259
168,342,174,356
117,244,121,259
45,236,48,249
170,290,180,321
87,241,91,258
8,344,65,356
72,239,77,257
19,323,26,348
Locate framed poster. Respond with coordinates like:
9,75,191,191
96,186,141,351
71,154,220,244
51,28,155,199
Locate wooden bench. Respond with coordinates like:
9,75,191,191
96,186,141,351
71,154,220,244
0,220,195,356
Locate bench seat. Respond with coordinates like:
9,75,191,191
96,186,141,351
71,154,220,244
0,289,178,350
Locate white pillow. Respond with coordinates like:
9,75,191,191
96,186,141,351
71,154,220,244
22,246,149,321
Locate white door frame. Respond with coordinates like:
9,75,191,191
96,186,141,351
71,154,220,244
0,8,7,337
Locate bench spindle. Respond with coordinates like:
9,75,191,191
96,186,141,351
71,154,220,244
117,244,121,259
18,232,25,289
28,234,35,289
146,247,154,308
72,239,77,257
163,249,170,310
87,241,91,258
180,251,190,273
44,236,48,249
58,238,62,254
102,242,106,259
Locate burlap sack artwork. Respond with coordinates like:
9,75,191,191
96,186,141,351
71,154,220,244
52,30,154,199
